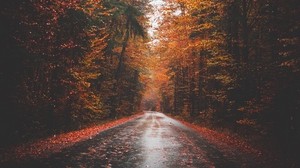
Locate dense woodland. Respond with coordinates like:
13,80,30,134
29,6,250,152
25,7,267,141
153,0,300,161
0,0,150,146
0,0,299,162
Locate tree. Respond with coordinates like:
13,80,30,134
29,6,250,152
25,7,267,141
0,0,149,145
102,0,147,118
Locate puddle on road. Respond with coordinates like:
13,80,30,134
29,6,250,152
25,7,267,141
140,112,181,168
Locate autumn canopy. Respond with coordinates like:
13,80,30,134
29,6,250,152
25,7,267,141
0,0,299,159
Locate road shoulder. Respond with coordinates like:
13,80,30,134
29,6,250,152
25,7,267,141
0,113,143,163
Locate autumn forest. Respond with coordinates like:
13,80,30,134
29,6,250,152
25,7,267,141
0,0,299,166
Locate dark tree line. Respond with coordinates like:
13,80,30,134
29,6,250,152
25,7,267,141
158,0,299,162
0,0,148,147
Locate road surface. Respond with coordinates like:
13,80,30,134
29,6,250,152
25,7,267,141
4,111,260,168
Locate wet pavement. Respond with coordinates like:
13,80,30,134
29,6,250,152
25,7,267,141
4,111,260,168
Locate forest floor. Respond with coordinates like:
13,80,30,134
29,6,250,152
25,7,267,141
167,114,300,168
0,111,272,168
0,113,144,163
1,111,298,167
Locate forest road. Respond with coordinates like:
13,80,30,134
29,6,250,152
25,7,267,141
4,111,261,168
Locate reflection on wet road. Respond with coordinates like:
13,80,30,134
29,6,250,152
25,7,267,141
6,111,259,168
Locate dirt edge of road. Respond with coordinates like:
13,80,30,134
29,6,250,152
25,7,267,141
0,112,144,163
164,113,291,168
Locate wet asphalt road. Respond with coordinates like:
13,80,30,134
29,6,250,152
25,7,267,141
5,111,260,168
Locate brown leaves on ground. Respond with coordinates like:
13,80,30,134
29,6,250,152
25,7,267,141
0,113,143,163
170,115,295,167
167,116,273,162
